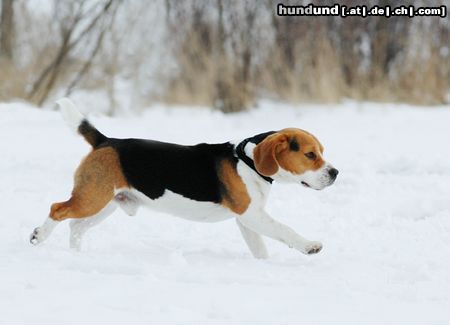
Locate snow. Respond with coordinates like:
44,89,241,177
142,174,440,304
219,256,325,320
1,100,450,324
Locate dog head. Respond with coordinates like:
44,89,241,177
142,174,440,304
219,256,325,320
253,128,338,190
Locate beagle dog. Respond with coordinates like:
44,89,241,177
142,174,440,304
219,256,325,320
30,98,338,258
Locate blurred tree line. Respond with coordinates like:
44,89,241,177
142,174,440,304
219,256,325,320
0,0,449,113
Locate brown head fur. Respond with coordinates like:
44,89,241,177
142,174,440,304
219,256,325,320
253,128,325,177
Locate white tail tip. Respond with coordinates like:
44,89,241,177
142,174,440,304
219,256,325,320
56,98,85,133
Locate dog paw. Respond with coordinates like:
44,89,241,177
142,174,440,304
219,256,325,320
30,227,41,245
304,241,323,255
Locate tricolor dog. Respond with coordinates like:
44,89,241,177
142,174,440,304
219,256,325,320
30,98,338,258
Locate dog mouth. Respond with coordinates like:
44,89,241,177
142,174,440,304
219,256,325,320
301,181,322,191
301,181,310,188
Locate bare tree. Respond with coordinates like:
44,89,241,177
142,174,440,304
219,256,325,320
27,0,117,106
0,0,14,59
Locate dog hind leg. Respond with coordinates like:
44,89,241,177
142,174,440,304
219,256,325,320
30,147,128,247
30,217,59,245
69,202,117,250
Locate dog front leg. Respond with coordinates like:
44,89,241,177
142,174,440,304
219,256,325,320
236,219,269,259
238,210,322,255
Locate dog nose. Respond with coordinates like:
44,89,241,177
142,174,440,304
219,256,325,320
328,168,339,180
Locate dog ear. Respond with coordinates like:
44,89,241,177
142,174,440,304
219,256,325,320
253,133,288,176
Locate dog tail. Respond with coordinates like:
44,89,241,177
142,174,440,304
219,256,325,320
56,98,108,148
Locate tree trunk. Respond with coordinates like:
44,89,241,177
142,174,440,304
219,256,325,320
0,0,14,59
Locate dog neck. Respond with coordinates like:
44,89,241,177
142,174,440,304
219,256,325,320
235,131,276,184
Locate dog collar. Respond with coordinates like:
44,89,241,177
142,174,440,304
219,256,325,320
235,131,276,184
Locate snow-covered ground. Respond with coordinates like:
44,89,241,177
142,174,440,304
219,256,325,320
1,100,450,325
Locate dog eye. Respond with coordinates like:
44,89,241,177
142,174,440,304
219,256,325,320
305,152,316,160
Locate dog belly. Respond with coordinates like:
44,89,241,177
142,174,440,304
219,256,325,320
123,189,234,223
